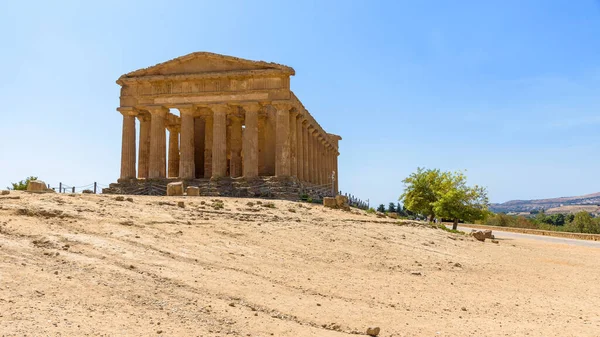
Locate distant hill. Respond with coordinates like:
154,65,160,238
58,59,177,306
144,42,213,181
490,192,600,214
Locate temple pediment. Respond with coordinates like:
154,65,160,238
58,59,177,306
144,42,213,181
120,52,295,79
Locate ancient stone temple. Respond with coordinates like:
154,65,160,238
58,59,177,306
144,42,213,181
106,52,341,198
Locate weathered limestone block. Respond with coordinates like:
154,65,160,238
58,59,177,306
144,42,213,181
335,195,348,207
27,180,48,192
1,190,10,195
323,197,337,208
471,230,486,242
186,186,200,196
483,230,493,239
167,182,184,196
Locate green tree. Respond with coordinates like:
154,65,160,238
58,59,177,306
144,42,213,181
377,204,386,213
568,211,599,234
388,202,396,213
8,176,38,191
565,213,575,223
432,171,489,230
400,168,446,222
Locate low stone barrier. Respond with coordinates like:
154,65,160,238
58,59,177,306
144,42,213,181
459,223,600,242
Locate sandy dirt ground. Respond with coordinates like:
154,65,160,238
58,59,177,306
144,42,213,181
0,191,599,337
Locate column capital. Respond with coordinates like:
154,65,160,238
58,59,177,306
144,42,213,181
208,104,230,114
136,112,151,122
117,106,138,116
166,124,180,133
241,102,262,113
144,105,169,116
175,104,196,115
270,101,292,111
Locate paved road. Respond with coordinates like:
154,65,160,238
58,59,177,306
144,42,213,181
454,225,600,248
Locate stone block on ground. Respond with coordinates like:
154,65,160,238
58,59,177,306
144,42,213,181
186,186,200,196
483,229,493,239
335,195,348,207
323,197,337,208
1,190,9,195
26,180,48,193
471,230,486,242
167,182,184,196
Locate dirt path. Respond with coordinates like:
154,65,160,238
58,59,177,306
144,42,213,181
1,192,599,336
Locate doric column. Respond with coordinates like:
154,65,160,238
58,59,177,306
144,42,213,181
211,104,228,178
326,145,332,186
137,113,151,179
118,107,137,181
147,106,168,179
296,115,304,181
289,110,298,178
316,136,323,185
334,151,339,194
167,125,180,178
178,106,195,179
230,115,243,177
274,103,291,176
204,114,213,178
322,140,328,185
307,126,315,183
242,103,260,178
258,115,266,175
194,116,205,178
265,107,276,175
303,122,310,182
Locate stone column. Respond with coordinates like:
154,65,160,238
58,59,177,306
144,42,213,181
194,116,205,178
118,108,137,181
147,106,168,179
264,107,276,175
274,103,291,176
230,115,243,177
167,125,180,178
211,104,228,178
178,107,196,179
316,136,322,185
258,115,266,175
137,113,151,179
303,122,309,182
326,145,331,186
289,110,298,178
242,103,260,178
334,151,339,193
322,140,327,185
204,114,213,178
296,115,304,181
307,126,315,183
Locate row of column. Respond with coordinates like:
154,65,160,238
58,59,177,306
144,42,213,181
118,103,339,189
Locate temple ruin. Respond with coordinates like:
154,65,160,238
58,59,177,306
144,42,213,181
106,52,341,198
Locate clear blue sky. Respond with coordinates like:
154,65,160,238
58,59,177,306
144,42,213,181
1,0,599,206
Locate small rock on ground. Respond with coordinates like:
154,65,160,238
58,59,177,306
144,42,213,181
366,326,380,336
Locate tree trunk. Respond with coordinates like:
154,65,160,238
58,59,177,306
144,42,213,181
429,214,435,223
452,218,458,230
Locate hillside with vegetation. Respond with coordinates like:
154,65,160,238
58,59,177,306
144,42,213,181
490,192,600,214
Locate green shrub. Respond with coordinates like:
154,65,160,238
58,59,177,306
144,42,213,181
8,176,38,190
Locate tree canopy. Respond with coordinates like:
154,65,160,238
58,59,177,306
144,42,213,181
399,168,445,221
400,168,489,229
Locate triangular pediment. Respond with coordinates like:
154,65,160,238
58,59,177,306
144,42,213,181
121,52,294,78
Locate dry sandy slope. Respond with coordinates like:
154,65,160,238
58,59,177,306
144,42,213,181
0,192,598,337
